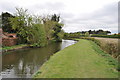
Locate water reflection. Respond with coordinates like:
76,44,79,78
1,39,77,78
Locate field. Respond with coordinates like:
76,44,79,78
94,37,119,43
94,37,119,59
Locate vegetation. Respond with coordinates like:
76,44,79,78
80,37,120,71
30,24,47,47
85,32,90,37
34,39,118,78
64,30,119,60
64,32,85,39
80,37,119,59
91,34,120,38
1,8,64,47
63,29,111,39
94,37,120,59
80,37,101,46
43,14,64,42
2,44,28,52
88,29,111,35
1,12,15,33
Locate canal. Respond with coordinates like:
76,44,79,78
1,39,77,78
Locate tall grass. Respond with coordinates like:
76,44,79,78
80,37,119,59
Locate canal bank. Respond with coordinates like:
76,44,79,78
2,44,29,52
1,39,77,78
34,39,118,78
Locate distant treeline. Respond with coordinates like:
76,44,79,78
91,34,120,38
64,30,120,39
80,30,111,35
1,8,64,47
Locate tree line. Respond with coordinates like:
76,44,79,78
64,30,112,39
78,30,111,35
1,8,64,47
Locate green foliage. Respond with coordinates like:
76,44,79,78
91,34,120,38
43,14,64,42
9,8,47,47
53,23,64,42
8,8,64,47
56,30,64,41
30,24,47,47
2,44,28,52
85,32,89,37
9,8,32,43
88,29,111,35
51,14,60,22
2,12,15,33
44,20,56,40
64,32,85,39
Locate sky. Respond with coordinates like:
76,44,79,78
0,0,119,33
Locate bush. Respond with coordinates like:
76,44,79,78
91,34,120,38
63,33,85,39
30,24,47,47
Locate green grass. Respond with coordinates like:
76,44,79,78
34,39,118,78
2,44,28,52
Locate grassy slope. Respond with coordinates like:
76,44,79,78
34,39,118,78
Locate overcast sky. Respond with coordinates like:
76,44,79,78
0,0,119,33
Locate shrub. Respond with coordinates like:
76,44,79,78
91,34,120,38
30,24,47,47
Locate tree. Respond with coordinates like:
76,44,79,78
51,14,60,22
2,12,14,33
43,14,64,42
30,24,47,47
51,14,64,41
8,8,64,46
44,20,56,40
85,32,89,37
53,23,64,41
88,30,92,34
9,8,31,43
9,8,47,47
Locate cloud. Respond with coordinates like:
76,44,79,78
0,0,118,33
34,2,65,10
63,2,118,33
0,1,16,14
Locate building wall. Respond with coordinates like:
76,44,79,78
0,28,18,46
2,38,18,46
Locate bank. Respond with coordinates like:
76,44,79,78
1,44,29,52
33,39,118,78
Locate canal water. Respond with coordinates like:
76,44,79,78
1,39,77,78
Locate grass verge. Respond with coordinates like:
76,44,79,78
33,39,118,78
